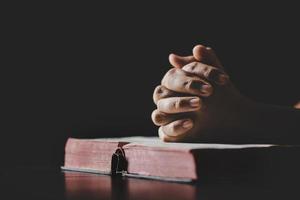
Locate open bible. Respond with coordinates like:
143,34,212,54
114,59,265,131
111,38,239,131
61,136,300,182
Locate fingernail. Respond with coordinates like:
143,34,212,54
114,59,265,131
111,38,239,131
190,98,200,108
182,120,193,129
201,84,213,94
190,81,212,95
217,74,229,85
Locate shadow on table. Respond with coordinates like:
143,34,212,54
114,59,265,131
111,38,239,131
64,171,196,200
64,170,300,200
2,166,300,200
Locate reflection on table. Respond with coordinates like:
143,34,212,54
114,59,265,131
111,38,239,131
64,171,196,200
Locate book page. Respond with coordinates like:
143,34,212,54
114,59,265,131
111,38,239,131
92,136,276,150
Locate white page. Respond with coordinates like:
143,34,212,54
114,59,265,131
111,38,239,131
92,136,276,150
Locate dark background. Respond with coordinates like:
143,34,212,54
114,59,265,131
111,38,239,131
1,2,299,168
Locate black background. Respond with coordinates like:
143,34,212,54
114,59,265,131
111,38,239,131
1,2,299,167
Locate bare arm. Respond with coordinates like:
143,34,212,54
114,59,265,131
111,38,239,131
242,102,300,144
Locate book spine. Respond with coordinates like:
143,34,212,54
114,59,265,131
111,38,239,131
111,147,127,176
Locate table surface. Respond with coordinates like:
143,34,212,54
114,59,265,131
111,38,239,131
1,166,300,200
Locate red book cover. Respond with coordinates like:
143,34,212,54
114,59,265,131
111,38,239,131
62,136,292,182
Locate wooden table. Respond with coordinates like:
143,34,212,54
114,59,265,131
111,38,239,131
1,166,299,200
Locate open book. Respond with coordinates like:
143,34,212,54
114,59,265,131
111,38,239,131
61,136,295,182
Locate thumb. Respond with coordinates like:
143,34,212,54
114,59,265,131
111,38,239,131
193,45,223,69
169,54,196,68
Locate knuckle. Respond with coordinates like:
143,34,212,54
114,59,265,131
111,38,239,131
189,62,198,70
208,68,220,81
159,127,169,142
158,127,165,139
158,99,170,111
203,65,212,78
184,62,198,72
183,79,193,90
173,120,183,130
173,98,182,110
162,68,177,85
151,110,169,125
160,125,181,142
169,122,176,133
157,100,164,111
166,68,177,77
151,110,160,125
154,85,164,94
153,85,164,103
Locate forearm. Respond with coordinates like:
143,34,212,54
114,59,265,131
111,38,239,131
245,101,300,144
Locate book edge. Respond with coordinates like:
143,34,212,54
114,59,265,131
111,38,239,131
61,166,111,175
61,166,194,183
